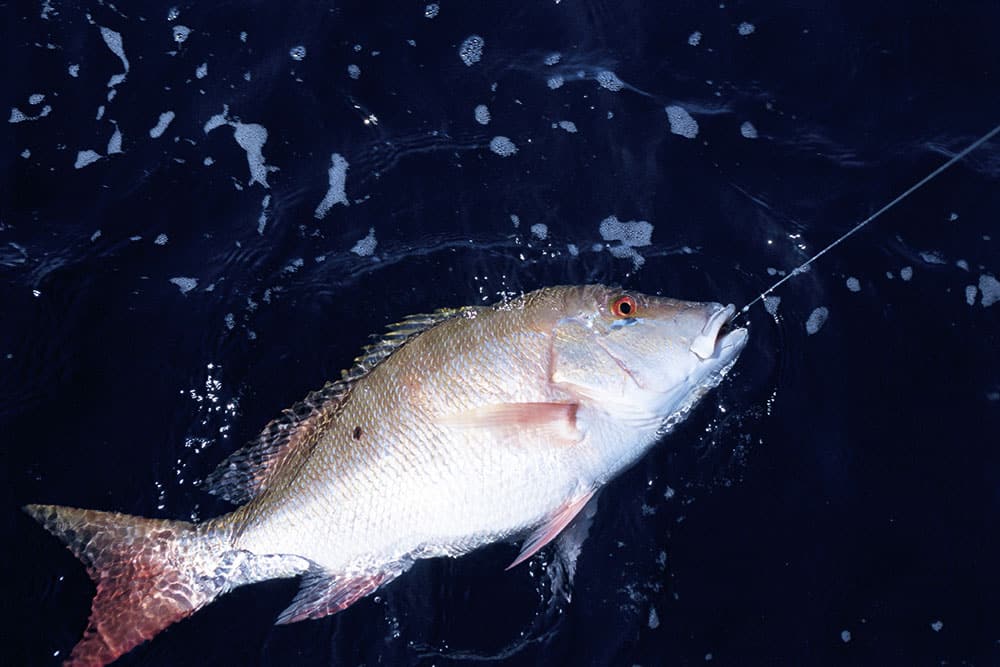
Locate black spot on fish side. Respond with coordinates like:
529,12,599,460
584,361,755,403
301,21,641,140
353,426,363,440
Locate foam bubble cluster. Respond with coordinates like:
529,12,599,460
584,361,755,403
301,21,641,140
805,307,829,335
489,136,517,157
596,71,624,91
474,104,491,125
459,35,484,66
740,121,758,139
665,105,699,138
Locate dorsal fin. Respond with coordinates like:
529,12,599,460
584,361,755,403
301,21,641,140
202,380,348,504
203,306,473,505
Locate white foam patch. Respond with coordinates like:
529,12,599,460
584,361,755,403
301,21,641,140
107,125,123,154
596,71,624,91
347,64,361,79
567,243,579,256
900,266,913,281
424,3,439,19
665,105,698,138
740,121,758,138
979,274,1000,307
965,285,978,306
806,307,829,335
474,104,491,125
510,214,520,228
314,153,349,218
489,136,517,157
9,104,52,123
149,111,175,138
648,607,660,630
68,64,80,77
91,230,102,242
29,93,45,104
930,620,943,632
599,215,653,269
20,149,30,158
840,630,851,643
257,194,271,235
547,75,565,89
99,27,129,89
556,120,577,133
459,35,484,66
289,45,306,60
544,52,561,65
172,25,191,44
688,31,702,46
919,250,946,265
530,223,548,240
169,277,198,294
351,227,378,256
763,295,781,316
74,149,102,169
846,277,860,292
233,122,272,188
203,105,230,133
956,259,969,271
195,62,208,79
738,22,756,36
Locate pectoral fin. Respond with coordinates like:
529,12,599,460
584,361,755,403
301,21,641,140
441,402,580,443
507,488,597,570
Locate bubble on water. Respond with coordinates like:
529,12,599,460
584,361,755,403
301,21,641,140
979,274,1000,307
840,630,851,643
567,243,579,256
763,295,781,316
459,35,484,66
930,620,943,632
424,3,439,19
74,149,102,169
845,277,861,292
289,45,306,61
474,104,491,125
166,6,179,21
149,110,175,138
489,136,517,157
740,121,758,138
556,120,577,133
510,214,520,228
314,153,349,218
948,212,959,221
665,105,699,138
688,31,702,46
956,259,969,271
738,22,755,36
351,227,378,256
648,607,660,629
172,25,191,44
203,156,214,166
596,70,624,91
965,285,978,306
28,93,45,105
599,215,653,269
195,62,208,79
900,266,913,281
806,307,829,335
68,63,80,77
170,277,198,294
530,223,548,240
347,64,361,79
107,125,122,154
547,75,564,89
20,149,30,158
155,233,169,245
544,52,561,65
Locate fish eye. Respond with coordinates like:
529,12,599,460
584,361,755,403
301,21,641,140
610,295,637,318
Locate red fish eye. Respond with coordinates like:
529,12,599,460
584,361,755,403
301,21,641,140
611,295,637,318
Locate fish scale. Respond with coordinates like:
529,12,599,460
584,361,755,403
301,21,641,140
25,284,747,665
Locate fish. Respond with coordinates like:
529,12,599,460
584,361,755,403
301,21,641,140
24,284,748,666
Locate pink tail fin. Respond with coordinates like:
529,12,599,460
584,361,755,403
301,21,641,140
24,504,227,666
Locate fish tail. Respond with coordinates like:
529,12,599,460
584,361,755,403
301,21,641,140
24,503,233,666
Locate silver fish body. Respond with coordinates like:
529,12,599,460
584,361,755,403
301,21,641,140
26,284,748,665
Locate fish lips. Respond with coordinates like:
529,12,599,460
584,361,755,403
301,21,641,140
690,304,748,362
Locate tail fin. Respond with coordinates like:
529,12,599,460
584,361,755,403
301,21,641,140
24,504,229,666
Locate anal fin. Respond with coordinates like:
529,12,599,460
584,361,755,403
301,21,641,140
507,488,597,570
276,563,407,625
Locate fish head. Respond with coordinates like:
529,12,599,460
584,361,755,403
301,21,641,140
549,285,748,431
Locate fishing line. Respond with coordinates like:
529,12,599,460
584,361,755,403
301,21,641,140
740,123,1000,314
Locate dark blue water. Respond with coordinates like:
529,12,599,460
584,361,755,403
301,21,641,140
5,1,999,665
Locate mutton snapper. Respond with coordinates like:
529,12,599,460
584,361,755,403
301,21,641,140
25,284,748,665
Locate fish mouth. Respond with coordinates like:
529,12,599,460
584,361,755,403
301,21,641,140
690,304,747,361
